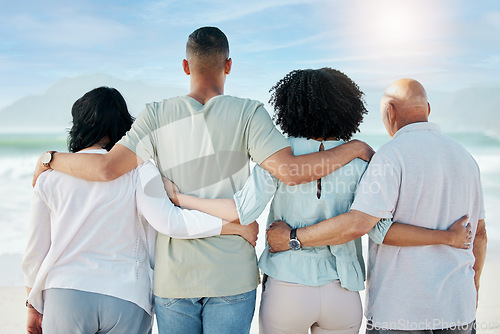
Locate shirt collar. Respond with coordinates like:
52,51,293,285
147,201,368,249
392,122,441,140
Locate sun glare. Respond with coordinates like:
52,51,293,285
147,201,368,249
374,2,420,46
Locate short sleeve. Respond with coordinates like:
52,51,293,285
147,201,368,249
350,152,400,219
118,104,157,163
247,105,290,164
367,218,394,244
234,165,278,225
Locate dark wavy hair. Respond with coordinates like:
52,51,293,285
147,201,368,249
269,68,368,141
68,87,134,153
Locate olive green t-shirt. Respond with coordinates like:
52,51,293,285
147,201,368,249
118,95,290,298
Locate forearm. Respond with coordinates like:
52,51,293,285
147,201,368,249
261,141,371,186
177,194,239,223
45,144,141,182
473,220,487,292
220,221,242,235
383,223,453,246
50,152,112,181
287,145,354,184
297,210,379,246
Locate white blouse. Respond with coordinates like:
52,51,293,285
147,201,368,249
22,149,222,314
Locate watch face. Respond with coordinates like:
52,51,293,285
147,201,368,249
289,238,301,250
41,152,52,165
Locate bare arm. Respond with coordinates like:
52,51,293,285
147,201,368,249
260,140,374,186
176,194,239,223
221,221,259,247
26,287,42,334
473,219,487,306
172,195,257,246
161,177,257,245
383,215,472,249
296,210,379,247
267,211,473,253
33,144,142,186
163,177,239,222
266,210,378,252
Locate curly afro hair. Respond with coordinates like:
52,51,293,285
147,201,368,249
269,68,368,141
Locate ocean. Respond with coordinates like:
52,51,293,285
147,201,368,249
1,131,499,285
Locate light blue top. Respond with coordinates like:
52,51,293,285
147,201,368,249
234,137,392,291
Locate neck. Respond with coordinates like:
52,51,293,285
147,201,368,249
81,138,109,151
310,137,337,142
187,72,225,105
80,145,106,152
395,118,428,133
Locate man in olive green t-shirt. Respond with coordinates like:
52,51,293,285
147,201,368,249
34,27,374,333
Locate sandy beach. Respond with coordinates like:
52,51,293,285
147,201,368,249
1,244,499,334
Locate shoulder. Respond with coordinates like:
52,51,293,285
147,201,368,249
33,169,53,194
214,95,264,114
369,139,404,166
217,95,263,106
144,97,179,112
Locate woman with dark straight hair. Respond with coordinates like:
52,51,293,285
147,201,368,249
22,87,256,334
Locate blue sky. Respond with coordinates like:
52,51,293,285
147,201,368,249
1,0,499,112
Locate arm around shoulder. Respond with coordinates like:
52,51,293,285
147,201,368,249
38,144,142,183
260,140,374,186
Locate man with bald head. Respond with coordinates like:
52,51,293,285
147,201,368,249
355,79,487,333
267,78,487,333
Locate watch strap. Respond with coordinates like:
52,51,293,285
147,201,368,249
290,228,297,240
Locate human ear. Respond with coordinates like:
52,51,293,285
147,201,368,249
387,102,395,123
182,59,190,75
427,102,431,116
225,58,232,75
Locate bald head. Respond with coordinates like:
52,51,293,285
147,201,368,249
380,78,431,137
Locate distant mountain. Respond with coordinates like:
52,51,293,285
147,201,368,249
1,74,498,136
358,85,500,136
430,86,500,135
0,74,186,133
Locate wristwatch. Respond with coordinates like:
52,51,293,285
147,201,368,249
289,228,301,250
41,151,56,168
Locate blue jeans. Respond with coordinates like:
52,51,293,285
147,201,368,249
154,289,256,334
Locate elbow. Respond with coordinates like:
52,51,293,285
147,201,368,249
349,228,369,241
279,175,299,186
349,221,372,240
275,166,304,186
